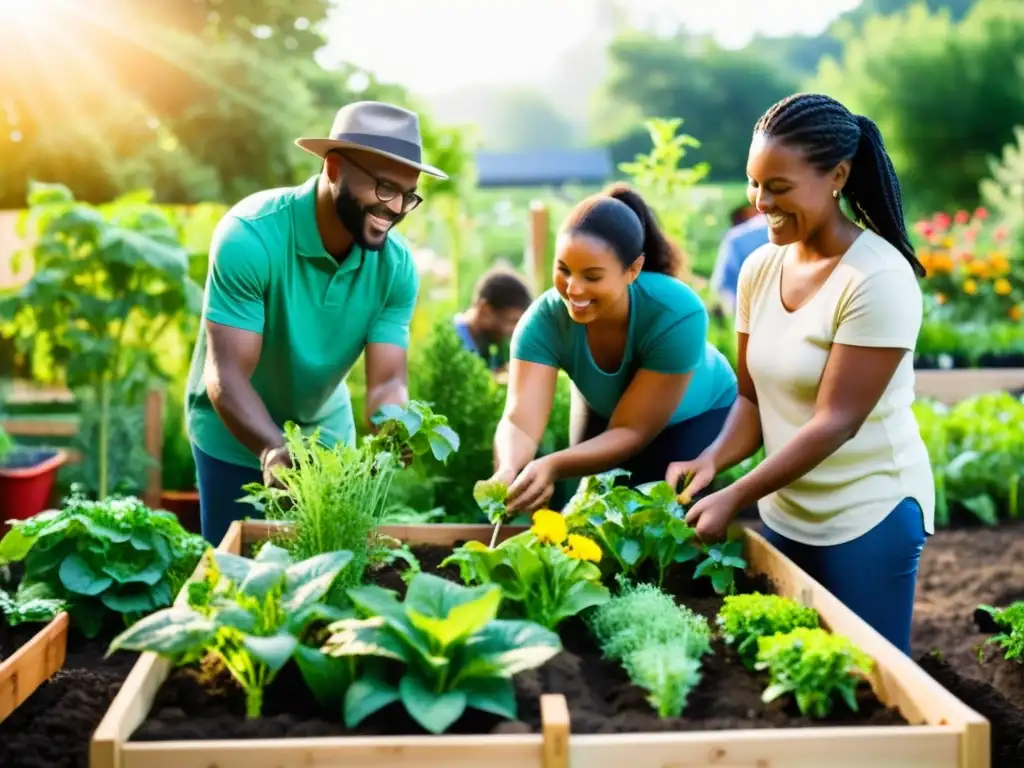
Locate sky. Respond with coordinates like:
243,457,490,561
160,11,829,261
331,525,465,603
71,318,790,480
320,0,862,96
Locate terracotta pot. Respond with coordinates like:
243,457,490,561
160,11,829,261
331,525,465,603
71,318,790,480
0,448,67,531
160,489,201,534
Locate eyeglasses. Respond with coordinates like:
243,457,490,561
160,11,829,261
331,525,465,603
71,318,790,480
341,153,423,213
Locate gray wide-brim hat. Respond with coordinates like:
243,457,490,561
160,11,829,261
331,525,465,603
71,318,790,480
295,100,449,180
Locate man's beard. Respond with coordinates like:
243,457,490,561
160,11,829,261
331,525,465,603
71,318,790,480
333,183,405,252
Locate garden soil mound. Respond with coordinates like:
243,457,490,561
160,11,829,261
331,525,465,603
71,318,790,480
912,521,1024,767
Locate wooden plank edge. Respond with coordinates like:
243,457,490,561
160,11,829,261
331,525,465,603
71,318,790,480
746,528,988,737
0,611,69,723
540,694,569,768
570,726,961,768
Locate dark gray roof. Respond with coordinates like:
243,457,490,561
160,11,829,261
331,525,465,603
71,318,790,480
475,148,614,188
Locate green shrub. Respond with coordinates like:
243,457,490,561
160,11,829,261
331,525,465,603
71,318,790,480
716,593,820,668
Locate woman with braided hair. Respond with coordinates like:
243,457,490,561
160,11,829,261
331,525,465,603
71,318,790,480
490,183,738,515
666,93,933,654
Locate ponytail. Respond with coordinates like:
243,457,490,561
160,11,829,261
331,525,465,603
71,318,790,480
844,115,924,276
601,182,684,277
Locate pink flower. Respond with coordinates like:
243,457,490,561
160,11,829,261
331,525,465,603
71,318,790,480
954,210,970,225
974,207,989,220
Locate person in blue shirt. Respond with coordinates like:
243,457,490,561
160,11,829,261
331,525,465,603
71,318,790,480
711,204,770,312
453,268,532,372
490,183,739,513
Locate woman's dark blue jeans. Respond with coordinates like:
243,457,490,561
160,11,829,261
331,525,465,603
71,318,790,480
191,443,264,546
759,497,927,655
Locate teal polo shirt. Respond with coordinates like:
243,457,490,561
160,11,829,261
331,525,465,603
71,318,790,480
185,175,419,469
511,271,736,425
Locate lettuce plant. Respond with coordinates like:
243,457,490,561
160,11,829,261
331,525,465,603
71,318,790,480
107,543,353,718
472,478,509,524
0,492,208,637
977,601,1024,661
717,593,820,669
368,400,460,464
441,510,610,630
755,627,873,719
322,572,562,734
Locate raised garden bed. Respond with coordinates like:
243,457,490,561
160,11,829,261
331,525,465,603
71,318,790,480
91,520,990,768
0,611,68,723
915,368,1024,404
912,521,1024,767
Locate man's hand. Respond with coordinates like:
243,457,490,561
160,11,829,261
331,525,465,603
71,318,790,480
260,445,292,489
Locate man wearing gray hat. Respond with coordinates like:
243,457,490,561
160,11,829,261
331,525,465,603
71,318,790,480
184,101,448,544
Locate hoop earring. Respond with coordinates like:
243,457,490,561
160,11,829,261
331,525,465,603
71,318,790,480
832,189,840,199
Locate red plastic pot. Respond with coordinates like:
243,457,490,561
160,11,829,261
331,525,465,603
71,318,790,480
0,448,67,530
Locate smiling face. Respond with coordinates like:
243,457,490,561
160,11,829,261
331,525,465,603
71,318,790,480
553,232,641,324
745,133,849,247
326,150,422,251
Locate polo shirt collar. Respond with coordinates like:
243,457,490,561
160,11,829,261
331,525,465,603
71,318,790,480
293,175,365,274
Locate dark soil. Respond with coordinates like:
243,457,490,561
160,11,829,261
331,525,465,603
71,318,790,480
132,544,904,741
0,625,139,768
912,521,1024,768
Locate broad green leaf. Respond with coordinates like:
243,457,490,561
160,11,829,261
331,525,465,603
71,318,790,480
344,672,401,728
459,676,517,720
107,606,215,656
212,552,254,585
254,543,293,566
407,584,501,648
281,550,353,613
400,672,467,734
552,581,610,625
294,645,353,710
428,425,460,461
238,562,286,600
347,584,405,620
214,603,260,633
101,560,164,586
242,632,298,674
0,526,37,563
405,572,498,621
457,619,562,680
101,589,156,614
27,180,74,205
617,539,642,567
710,570,734,595
59,554,114,596
322,617,409,663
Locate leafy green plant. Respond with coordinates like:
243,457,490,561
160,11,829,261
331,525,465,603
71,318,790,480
0,491,208,637
472,479,509,524
441,510,609,630
755,627,873,719
622,644,703,719
694,537,748,596
587,580,712,718
0,182,202,499
241,423,401,597
322,572,562,734
977,602,1024,661
368,400,461,464
0,586,67,627
107,543,354,718
716,593,821,669
563,472,702,583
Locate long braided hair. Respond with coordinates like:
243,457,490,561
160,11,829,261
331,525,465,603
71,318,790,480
755,93,924,277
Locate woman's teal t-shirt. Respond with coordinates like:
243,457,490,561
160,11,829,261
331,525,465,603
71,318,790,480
511,272,737,425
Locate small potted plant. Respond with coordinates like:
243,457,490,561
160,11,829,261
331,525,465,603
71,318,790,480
0,424,67,528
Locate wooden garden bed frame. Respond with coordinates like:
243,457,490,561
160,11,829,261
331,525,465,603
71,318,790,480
92,520,990,768
0,612,69,723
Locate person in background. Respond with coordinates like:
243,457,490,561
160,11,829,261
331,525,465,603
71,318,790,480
666,93,932,655
710,203,769,313
490,182,738,514
453,268,532,373
185,101,447,545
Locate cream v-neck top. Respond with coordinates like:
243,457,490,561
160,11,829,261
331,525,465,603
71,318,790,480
737,228,934,546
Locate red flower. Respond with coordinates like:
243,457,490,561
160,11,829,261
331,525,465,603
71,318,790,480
933,212,951,230
954,210,970,225
974,207,989,220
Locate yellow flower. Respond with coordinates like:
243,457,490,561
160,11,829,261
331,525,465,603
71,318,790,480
994,278,1012,296
531,509,567,545
989,252,1011,275
935,292,947,305
968,260,990,278
1011,305,1022,322
563,534,602,563
963,279,978,295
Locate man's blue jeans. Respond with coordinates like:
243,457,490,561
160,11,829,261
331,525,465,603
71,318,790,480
192,443,263,546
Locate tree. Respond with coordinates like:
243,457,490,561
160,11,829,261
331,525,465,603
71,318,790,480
812,0,1024,212
595,32,798,181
